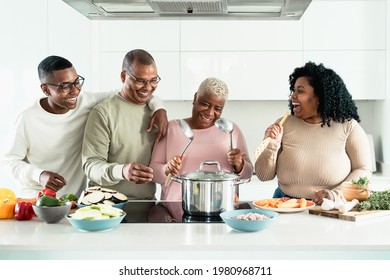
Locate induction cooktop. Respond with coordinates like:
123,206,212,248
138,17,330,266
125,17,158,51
121,200,251,223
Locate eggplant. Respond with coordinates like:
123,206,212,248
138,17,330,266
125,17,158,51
101,187,117,193
79,187,127,206
112,193,127,203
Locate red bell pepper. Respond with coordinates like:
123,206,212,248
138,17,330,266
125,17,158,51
37,189,56,199
14,201,35,221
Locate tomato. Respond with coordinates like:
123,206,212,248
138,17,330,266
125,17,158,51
37,189,56,199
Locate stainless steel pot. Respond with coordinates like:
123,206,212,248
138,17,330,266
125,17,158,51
172,160,250,216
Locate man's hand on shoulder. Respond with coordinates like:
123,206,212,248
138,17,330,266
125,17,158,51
147,108,168,143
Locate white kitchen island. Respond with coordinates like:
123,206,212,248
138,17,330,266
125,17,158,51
1,203,390,260
2,174,390,261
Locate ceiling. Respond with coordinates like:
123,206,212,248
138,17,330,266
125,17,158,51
63,0,313,20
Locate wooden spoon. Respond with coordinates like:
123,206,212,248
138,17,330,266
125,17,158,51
254,111,289,160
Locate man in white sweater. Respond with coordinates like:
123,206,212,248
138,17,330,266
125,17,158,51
1,55,167,198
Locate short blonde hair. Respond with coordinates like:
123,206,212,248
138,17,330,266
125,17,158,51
197,77,229,99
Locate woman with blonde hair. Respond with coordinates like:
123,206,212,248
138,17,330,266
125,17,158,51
150,77,253,201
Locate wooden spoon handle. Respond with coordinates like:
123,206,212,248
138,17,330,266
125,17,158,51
165,173,173,186
254,111,289,160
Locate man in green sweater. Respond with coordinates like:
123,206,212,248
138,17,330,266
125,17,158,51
82,49,163,205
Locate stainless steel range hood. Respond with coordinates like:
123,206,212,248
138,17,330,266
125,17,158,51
63,0,312,20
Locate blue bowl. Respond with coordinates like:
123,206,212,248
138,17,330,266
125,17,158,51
220,209,279,232
76,201,127,209
66,213,126,231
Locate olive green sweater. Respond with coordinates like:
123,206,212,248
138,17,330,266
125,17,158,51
82,93,156,199
255,116,372,199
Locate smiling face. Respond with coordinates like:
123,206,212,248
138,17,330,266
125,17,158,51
190,92,226,129
120,60,158,105
290,76,321,124
40,67,81,114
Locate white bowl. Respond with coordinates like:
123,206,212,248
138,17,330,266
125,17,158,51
220,209,279,232
32,203,71,224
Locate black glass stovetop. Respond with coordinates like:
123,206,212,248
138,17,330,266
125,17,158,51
121,201,251,223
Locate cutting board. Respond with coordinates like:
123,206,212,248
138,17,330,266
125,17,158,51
309,207,390,222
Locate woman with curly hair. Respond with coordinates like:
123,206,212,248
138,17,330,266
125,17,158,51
255,61,372,204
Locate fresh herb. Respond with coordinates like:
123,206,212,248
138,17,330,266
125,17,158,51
351,177,370,189
359,189,390,211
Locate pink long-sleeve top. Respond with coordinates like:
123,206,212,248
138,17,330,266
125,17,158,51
150,119,253,201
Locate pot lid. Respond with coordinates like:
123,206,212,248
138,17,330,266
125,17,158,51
178,160,239,181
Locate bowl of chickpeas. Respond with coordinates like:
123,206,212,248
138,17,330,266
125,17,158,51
219,209,279,232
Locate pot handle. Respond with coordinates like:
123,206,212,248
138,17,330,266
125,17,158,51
171,176,182,184
198,160,221,172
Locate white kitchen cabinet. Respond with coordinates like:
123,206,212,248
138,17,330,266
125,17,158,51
180,20,302,51
87,0,387,101
47,0,91,86
99,20,181,52
1,0,47,109
181,51,302,100
0,0,48,122
303,50,386,100
93,20,181,99
0,0,48,193
303,0,386,50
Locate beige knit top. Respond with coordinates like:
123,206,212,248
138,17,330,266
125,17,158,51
254,115,372,199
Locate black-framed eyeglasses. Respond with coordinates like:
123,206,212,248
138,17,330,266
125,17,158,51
125,71,161,87
45,75,85,93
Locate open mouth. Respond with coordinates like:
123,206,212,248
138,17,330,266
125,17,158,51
292,102,301,113
65,97,77,104
136,90,151,100
197,114,214,127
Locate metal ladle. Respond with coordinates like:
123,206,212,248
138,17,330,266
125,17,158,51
165,119,194,186
215,117,234,149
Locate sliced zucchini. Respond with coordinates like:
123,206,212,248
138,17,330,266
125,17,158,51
102,200,115,206
81,209,103,220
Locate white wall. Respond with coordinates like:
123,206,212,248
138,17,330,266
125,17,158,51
374,0,390,174
89,0,387,168
0,0,91,193
0,0,389,196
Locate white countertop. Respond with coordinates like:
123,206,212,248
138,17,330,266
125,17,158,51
2,175,390,260
1,206,390,260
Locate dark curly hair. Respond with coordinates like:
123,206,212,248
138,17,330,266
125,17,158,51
288,61,360,127
38,55,73,83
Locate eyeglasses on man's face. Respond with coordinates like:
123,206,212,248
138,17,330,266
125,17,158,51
125,71,161,87
45,75,85,93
